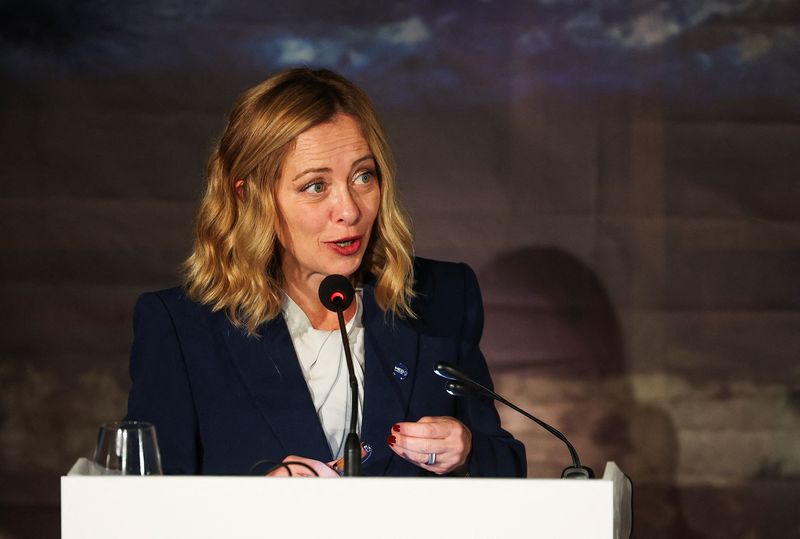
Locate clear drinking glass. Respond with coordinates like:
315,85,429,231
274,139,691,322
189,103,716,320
92,421,163,475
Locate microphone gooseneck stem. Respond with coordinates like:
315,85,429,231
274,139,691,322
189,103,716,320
460,376,582,469
336,308,361,476
493,393,581,469
336,309,359,435
436,361,593,478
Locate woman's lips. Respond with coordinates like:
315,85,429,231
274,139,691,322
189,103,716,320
325,236,363,256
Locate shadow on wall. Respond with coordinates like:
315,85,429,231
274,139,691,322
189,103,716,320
478,246,703,538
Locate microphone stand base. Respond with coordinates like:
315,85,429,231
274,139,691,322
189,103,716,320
561,466,595,479
343,432,361,477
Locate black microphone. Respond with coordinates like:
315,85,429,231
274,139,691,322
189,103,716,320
318,274,361,476
434,361,594,479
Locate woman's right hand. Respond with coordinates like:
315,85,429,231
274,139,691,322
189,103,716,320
265,455,339,477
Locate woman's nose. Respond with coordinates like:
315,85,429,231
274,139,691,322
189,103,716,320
332,186,361,225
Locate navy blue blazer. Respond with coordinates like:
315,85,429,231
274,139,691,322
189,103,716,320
125,258,526,477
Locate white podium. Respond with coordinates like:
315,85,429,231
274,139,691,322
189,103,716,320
62,462,631,538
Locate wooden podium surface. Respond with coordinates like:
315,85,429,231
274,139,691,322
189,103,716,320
62,463,631,538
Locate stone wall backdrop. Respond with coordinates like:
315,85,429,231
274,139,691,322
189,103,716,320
1,1,799,537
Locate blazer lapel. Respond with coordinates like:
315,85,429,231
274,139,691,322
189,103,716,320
220,314,332,462
360,284,420,475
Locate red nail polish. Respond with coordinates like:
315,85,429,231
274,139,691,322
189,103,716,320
387,435,396,445
392,424,400,432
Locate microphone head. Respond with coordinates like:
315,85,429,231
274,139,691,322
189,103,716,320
433,361,460,381
445,381,480,398
318,274,354,312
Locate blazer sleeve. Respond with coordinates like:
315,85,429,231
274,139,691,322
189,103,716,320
456,263,527,478
124,292,201,474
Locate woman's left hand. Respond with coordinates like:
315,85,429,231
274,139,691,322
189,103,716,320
388,416,472,475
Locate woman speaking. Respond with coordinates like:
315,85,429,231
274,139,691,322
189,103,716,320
125,68,526,477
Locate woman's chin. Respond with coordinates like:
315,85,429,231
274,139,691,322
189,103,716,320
320,259,363,280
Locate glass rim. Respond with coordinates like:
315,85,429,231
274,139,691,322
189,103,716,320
99,420,155,430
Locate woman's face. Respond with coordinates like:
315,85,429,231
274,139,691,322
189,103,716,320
275,113,381,290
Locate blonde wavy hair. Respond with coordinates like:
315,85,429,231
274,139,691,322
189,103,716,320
182,68,415,335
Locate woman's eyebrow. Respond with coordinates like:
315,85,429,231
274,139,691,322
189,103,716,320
351,154,375,167
291,155,374,183
291,167,330,182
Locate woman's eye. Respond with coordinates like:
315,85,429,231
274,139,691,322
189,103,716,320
354,171,374,185
302,181,325,194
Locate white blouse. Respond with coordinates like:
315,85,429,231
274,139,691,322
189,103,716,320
281,291,365,460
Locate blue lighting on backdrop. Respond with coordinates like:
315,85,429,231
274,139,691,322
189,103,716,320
1,0,798,103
